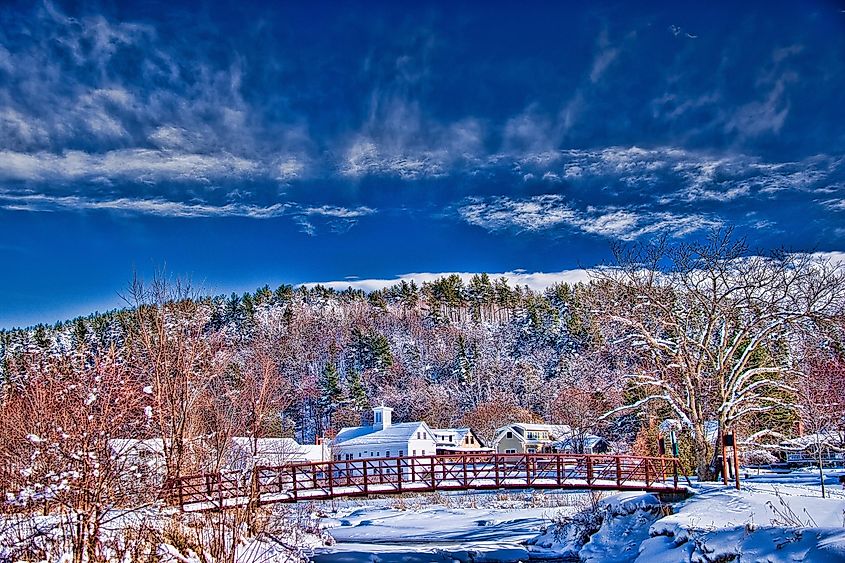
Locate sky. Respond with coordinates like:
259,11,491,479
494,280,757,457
1,0,844,328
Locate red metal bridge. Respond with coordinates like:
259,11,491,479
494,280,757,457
164,453,689,511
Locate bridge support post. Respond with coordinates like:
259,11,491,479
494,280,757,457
526,455,531,487
430,456,435,490
292,466,298,500
673,458,679,490
329,462,334,497
363,461,369,495
494,454,500,487
644,459,651,486
615,456,622,487
397,458,402,493
556,455,562,486
586,456,593,485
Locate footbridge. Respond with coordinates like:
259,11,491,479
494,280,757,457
164,453,689,512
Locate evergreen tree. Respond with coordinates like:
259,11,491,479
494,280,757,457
346,369,369,410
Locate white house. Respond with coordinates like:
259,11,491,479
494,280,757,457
228,437,329,470
430,428,489,454
331,406,437,460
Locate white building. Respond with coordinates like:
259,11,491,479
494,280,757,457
331,406,437,460
228,437,329,470
430,428,489,454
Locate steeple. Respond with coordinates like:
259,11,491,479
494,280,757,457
373,405,393,430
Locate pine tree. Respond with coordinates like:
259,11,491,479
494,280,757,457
347,369,369,411
320,363,344,406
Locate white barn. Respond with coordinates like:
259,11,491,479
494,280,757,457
331,406,437,460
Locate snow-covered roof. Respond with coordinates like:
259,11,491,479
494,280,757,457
109,438,165,456
430,428,474,446
550,435,607,450
779,431,845,450
334,422,433,448
494,423,573,443
334,425,377,444
231,437,307,456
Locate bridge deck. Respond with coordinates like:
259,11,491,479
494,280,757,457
164,453,687,512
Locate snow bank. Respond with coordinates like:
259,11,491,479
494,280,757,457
529,472,845,563
526,492,664,561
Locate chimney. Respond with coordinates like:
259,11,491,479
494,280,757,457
373,405,393,430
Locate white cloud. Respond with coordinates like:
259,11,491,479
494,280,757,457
458,194,721,241
303,205,375,218
304,269,593,293
0,191,291,218
340,138,447,179
0,149,260,183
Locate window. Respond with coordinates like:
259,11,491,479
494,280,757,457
412,449,416,455
527,448,536,454
506,431,513,439
386,450,391,457
422,450,426,455
370,451,374,457
358,453,362,458
505,449,516,454
399,450,404,457
417,431,422,439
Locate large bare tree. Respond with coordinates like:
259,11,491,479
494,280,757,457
593,231,845,479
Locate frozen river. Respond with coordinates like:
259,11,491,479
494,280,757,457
310,491,584,563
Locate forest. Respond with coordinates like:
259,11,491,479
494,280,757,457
1,232,845,560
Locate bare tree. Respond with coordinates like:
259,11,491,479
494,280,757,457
795,350,845,497
549,353,622,453
0,346,150,563
125,273,227,483
592,230,845,479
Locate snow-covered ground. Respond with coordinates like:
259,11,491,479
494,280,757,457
312,491,585,563
313,469,845,563
532,468,845,562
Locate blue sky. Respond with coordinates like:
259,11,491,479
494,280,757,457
1,0,844,328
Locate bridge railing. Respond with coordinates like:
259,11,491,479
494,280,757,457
162,453,684,509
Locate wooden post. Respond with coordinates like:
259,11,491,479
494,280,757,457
328,461,335,497
462,456,468,487
556,455,562,486
526,455,531,487
615,456,622,487
397,457,403,492
732,431,741,490
292,466,298,500
430,455,436,489
363,461,369,495
673,458,679,490
586,456,593,485
721,432,729,486
494,454,500,487
644,459,651,486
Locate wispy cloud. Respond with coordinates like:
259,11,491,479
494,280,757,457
0,149,261,184
304,269,593,293
0,189,378,226
0,191,290,218
459,194,721,241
